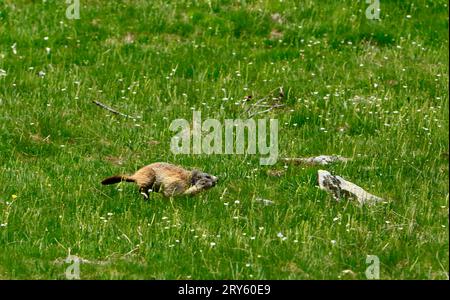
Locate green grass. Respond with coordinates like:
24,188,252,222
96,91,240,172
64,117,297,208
0,0,448,279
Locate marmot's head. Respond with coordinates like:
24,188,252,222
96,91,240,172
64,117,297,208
191,170,218,189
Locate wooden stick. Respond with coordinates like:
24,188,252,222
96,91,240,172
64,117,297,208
92,100,138,119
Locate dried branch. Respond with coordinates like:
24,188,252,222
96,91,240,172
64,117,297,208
92,100,138,119
244,86,285,118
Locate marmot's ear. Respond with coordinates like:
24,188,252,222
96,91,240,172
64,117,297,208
190,170,201,185
191,170,201,179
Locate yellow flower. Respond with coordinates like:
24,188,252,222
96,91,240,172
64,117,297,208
11,195,17,199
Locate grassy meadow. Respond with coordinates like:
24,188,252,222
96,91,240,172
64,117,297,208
0,0,448,279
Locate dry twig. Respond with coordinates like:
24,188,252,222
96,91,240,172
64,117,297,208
244,86,285,117
92,100,139,119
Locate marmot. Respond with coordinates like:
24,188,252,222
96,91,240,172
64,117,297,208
101,162,218,198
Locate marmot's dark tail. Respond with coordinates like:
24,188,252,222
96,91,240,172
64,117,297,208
101,175,135,185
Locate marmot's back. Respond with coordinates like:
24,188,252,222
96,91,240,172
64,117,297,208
145,162,191,182
130,163,191,194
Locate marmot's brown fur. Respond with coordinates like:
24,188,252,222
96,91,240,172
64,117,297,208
101,162,218,198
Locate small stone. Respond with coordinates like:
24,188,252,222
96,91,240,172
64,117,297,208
317,170,384,205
